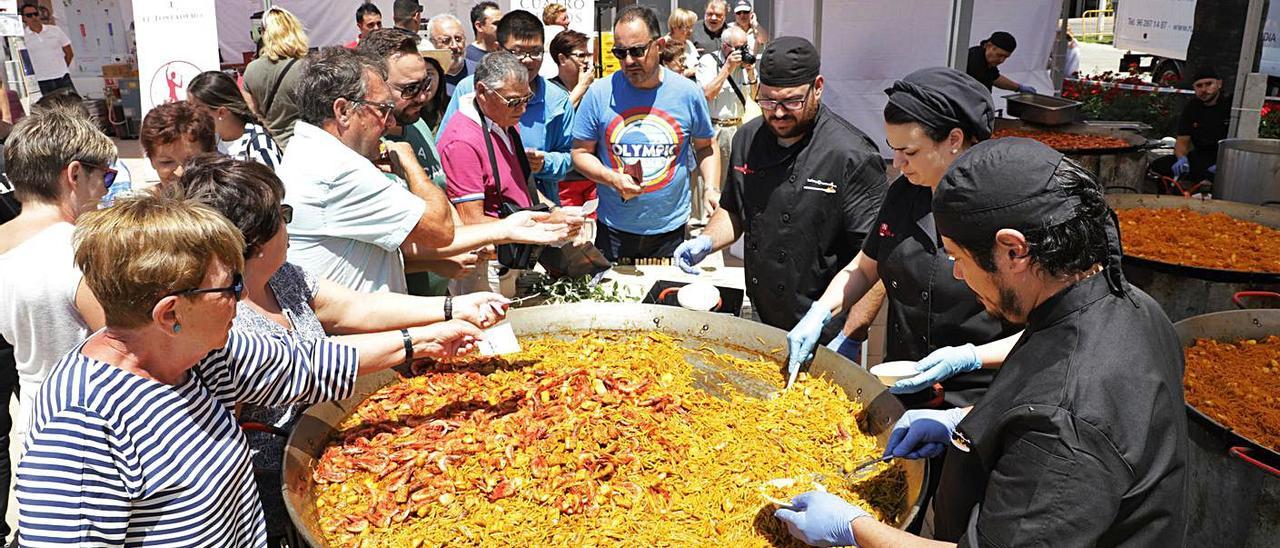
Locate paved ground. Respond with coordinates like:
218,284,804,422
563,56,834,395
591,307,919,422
1077,40,1127,77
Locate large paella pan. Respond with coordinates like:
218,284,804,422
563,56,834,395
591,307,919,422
282,303,928,546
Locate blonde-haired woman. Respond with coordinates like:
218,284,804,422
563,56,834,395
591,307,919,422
244,6,309,149
666,8,699,79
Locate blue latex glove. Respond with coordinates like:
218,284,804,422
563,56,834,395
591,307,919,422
786,304,832,387
890,343,981,395
883,408,967,460
673,235,714,274
1207,164,1217,175
774,490,869,547
1017,84,1038,94
1171,156,1191,177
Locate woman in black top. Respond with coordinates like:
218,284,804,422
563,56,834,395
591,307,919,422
786,67,1020,408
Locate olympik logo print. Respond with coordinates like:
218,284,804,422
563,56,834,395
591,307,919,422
605,107,685,193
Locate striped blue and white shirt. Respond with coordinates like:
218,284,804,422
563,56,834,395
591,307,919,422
222,122,284,171
16,330,358,547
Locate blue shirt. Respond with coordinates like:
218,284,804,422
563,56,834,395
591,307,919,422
441,75,575,203
571,68,714,235
16,331,358,547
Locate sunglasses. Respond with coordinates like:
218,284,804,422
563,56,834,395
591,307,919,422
280,204,293,224
79,161,119,191
352,98,396,121
21,12,38,18
611,39,656,61
166,272,245,301
483,87,534,108
393,75,435,99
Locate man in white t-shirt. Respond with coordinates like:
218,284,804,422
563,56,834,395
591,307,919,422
279,47,455,293
21,4,75,95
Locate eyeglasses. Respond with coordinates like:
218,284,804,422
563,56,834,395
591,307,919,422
611,39,656,61
433,35,465,46
166,272,245,301
280,204,293,224
758,86,814,112
483,87,534,108
500,45,544,61
79,161,119,191
351,98,396,121
393,74,435,99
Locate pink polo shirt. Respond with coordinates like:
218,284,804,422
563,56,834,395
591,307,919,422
438,95,533,218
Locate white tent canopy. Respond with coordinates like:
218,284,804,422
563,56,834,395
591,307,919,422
775,0,1059,157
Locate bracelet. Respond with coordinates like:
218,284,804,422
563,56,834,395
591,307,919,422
444,295,453,321
399,328,413,366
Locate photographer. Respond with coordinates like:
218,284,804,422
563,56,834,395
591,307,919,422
696,26,755,222
439,52,581,296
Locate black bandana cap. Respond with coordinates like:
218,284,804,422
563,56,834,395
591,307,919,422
983,31,1017,52
932,137,1076,244
885,67,995,141
759,36,820,87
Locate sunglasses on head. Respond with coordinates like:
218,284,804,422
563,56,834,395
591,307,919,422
280,204,293,224
611,39,656,61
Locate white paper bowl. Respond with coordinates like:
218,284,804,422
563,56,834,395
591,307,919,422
868,361,919,386
676,282,720,311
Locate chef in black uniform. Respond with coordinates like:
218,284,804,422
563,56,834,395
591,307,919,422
1150,67,1229,185
786,67,1020,404
673,36,888,368
774,137,1188,548
965,31,1036,93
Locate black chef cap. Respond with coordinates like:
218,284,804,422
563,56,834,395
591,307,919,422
983,31,1017,52
885,67,995,141
759,36,820,87
1191,66,1219,82
933,138,1076,244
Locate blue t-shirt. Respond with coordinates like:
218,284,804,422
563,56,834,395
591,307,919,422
571,67,714,235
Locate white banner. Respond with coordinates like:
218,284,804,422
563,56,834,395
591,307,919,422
1113,0,1196,62
134,0,220,116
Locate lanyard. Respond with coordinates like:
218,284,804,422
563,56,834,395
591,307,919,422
475,105,537,205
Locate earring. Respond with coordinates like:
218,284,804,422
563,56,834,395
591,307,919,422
951,149,959,154
173,323,182,334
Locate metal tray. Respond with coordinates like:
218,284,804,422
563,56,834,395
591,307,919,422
1004,92,1082,126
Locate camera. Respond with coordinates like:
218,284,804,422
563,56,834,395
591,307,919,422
736,45,756,65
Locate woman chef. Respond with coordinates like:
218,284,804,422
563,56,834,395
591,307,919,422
786,67,1020,408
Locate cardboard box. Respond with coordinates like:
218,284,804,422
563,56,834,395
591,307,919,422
101,63,137,78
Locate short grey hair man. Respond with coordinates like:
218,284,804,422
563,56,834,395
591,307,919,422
428,13,469,76
475,51,529,92
292,47,388,127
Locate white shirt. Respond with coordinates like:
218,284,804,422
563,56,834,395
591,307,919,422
23,24,71,81
540,24,567,80
697,51,750,120
278,121,427,294
0,222,89,443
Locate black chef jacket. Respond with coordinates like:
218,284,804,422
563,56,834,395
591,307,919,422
860,177,1018,407
932,274,1188,547
720,105,887,343
1178,95,1230,158
965,46,999,91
